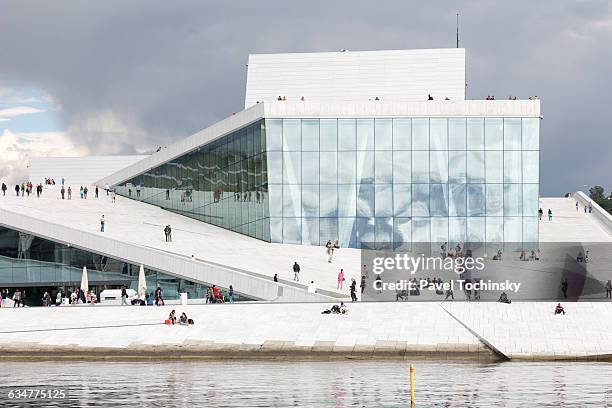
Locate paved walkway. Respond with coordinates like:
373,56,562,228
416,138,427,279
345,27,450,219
539,197,612,242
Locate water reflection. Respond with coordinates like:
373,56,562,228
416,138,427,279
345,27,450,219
0,360,610,407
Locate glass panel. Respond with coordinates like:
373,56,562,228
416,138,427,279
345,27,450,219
338,185,356,217
449,217,467,243
338,119,356,151
375,151,393,183
449,151,467,183
522,151,539,183
467,118,484,150
320,185,338,217
268,186,282,217
394,218,412,246
504,217,522,242
449,183,466,216
357,184,374,217
485,118,503,150
449,118,466,150
266,119,283,151
338,218,356,248
338,151,356,184
301,152,319,184
412,151,429,183
430,184,448,216
412,218,430,242
375,184,393,217
412,184,429,216
467,151,485,183
430,118,448,150
486,217,503,243
392,118,411,150
267,151,284,184
375,118,392,150
375,217,393,243
320,218,339,245
485,151,503,183
522,184,539,217
430,150,448,183
504,151,522,183
356,119,374,150
282,151,301,184
270,218,283,242
412,118,429,150
283,217,302,244
393,151,411,183
320,119,338,151
504,184,522,216
282,119,301,151
356,150,374,184
431,218,448,242
301,119,319,151
486,184,503,216
302,218,320,246
467,217,485,242
522,118,540,150
504,118,521,150
319,152,337,185
356,218,375,245
523,217,538,243
282,184,301,217
467,184,485,216
302,185,319,217
393,184,411,217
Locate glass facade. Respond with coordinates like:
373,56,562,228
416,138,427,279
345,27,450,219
0,226,247,302
115,120,269,241
113,116,539,249
265,117,540,248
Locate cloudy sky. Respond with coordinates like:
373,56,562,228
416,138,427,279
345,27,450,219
0,1,611,195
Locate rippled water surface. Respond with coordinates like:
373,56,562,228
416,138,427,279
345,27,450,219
0,360,611,407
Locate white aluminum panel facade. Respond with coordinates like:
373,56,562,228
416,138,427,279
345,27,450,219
245,48,466,108
28,155,148,186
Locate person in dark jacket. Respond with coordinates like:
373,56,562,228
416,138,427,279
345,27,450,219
350,278,357,302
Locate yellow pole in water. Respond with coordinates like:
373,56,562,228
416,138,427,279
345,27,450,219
410,364,415,407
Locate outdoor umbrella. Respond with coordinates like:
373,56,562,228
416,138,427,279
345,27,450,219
138,264,147,298
80,266,89,293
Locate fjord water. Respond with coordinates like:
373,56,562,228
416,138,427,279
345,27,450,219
1,360,610,407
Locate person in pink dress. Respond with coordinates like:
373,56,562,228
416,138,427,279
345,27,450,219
337,269,345,289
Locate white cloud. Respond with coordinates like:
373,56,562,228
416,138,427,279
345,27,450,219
0,129,89,184
0,106,45,120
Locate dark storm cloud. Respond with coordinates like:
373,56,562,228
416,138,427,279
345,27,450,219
0,0,610,195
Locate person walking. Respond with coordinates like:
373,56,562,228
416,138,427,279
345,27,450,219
360,274,366,294
292,261,300,282
548,209,553,221
228,285,235,303
605,280,612,299
1,288,7,307
1,182,6,196
83,186,88,199
561,278,569,299
121,286,128,306
14,184,19,196
576,202,579,211
95,186,99,198
155,283,164,306
164,225,170,242
67,186,72,200
350,278,357,302
100,215,105,232
538,208,543,220
167,225,172,242
326,240,333,263
337,269,345,289
60,186,65,199
12,288,21,307
79,186,84,199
